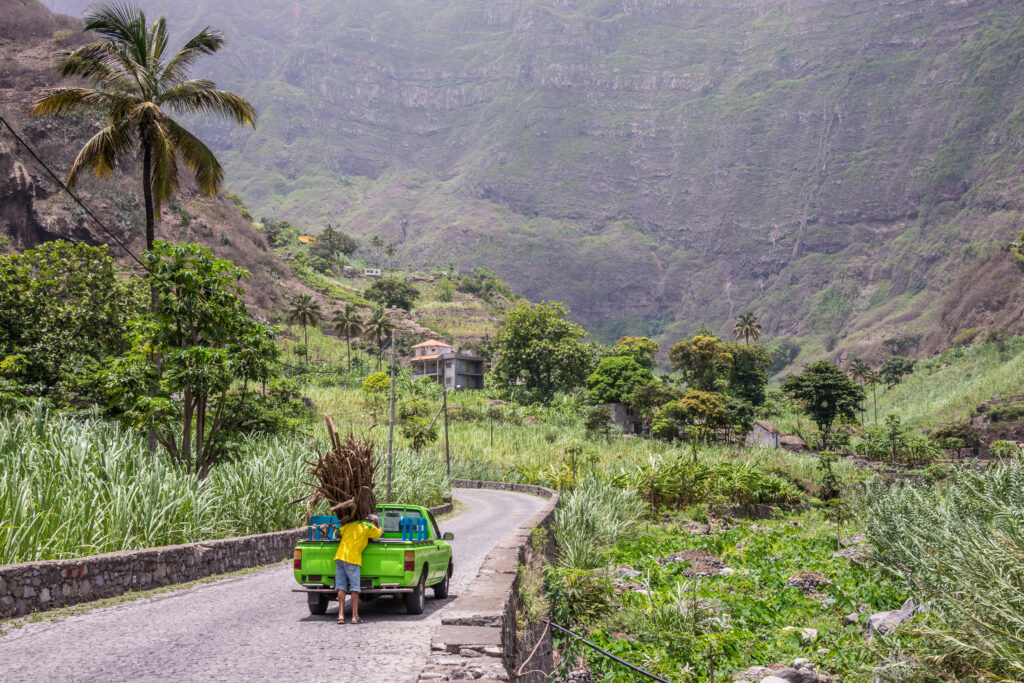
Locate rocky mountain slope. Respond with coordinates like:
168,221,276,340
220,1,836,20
31,0,1024,362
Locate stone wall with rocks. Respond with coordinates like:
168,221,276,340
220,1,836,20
420,479,559,682
0,501,451,619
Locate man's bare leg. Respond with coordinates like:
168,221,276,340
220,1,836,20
337,590,346,622
351,592,360,622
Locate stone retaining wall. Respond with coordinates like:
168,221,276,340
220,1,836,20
0,501,451,619
421,479,559,682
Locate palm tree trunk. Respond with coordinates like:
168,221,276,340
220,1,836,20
346,334,351,371
303,323,308,362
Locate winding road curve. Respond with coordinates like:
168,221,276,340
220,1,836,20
0,488,546,683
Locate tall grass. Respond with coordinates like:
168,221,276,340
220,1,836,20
865,464,1024,679
555,476,646,570
875,335,1024,428
0,406,446,564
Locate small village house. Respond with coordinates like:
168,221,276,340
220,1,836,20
409,339,485,390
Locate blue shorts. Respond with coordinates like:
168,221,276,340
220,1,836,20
334,560,361,591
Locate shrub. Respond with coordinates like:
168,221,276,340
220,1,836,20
362,371,390,393
989,405,1024,422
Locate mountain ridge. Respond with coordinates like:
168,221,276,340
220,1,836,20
30,0,1024,363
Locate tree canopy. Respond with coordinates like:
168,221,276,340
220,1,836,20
783,360,865,449
585,355,655,405
669,334,734,391
611,336,660,369
491,301,592,402
364,278,419,311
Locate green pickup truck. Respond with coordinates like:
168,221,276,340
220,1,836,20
292,504,454,615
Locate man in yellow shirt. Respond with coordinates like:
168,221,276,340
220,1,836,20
334,513,382,624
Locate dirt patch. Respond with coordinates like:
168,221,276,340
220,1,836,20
658,550,731,578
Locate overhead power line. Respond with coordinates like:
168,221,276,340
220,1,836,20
0,112,149,271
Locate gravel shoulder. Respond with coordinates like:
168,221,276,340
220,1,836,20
0,488,546,683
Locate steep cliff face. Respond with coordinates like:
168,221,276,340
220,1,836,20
0,0,310,314
38,0,1024,358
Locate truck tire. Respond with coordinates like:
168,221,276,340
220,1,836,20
308,592,330,616
433,564,452,599
405,569,427,615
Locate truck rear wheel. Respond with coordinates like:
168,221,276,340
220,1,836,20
433,564,452,599
405,569,426,615
308,592,330,616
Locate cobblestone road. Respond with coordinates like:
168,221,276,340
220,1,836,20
0,488,545,683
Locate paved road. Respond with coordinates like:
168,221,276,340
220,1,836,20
0,488,545,683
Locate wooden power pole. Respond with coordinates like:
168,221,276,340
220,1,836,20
386,327,396,503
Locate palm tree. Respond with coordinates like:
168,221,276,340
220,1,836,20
363,306,395,370
866,369,882,426
370,235,385,266
30,3,257,284
732,312,762,344
384,240,397,271
848,359,871,425
286,294,322,361
331,303,363,371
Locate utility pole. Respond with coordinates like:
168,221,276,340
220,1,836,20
442,382,450,478
386,326,396,503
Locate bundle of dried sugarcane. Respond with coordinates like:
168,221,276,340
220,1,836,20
290,415,377,523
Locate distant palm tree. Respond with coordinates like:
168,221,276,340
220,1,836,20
866,369,882,426
363,306,395,370
286,294,322,361
732,312,762,344
30,2,256,308
384,240,397,271
848,359,872,424
331,303,363,371
370,235,385,266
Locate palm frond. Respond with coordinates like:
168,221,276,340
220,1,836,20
159,27,225,88
163,81,257,127
149,14,169,63
66,120,137,187
30,87,118,118
83,2,150,66
165,119,223,195
59,42,137,93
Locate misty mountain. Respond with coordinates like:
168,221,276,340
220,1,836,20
40,0,1024,359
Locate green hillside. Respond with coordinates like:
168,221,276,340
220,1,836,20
42,0,1024,362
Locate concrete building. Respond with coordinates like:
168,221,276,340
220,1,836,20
604,403,644,435
409,339,485,390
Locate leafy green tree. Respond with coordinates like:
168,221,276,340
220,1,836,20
584,356,654,405
29,3,256,282
364,277,419,311
0,242,141,405
732,311,762,344
401,416,438,452
363,306,395,370
724,342,771,406
880,355,916,386
847,358,872,424
331,303,363,371
656,390,729,443
491,301,592,403
783,361,865,450
669,334,734,391
436,278,456,303
286,294,322,361
106,242,278,478
627,379,680,419
611,336,659,369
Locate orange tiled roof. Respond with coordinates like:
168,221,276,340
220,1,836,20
411,354,441,361
412,339,453,349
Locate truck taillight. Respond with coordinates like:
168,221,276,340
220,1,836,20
404,550,415,572
293,549,302,571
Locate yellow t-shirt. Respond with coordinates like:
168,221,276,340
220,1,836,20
334,521,382,565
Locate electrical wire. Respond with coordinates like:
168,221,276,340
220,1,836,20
0,112,150,271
